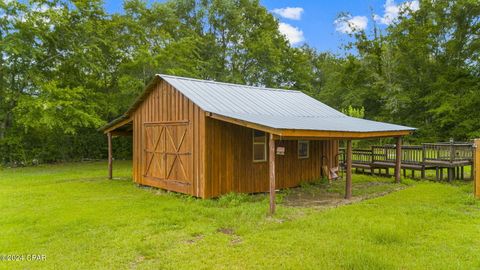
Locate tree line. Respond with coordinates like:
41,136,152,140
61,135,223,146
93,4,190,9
0,0,478,165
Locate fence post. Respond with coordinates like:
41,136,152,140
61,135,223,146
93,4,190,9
450,140,454,163
448,140,455,182
421,144,426,179
474,139,480,198
421,144,426,163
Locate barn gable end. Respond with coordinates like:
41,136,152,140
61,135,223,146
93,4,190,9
131,79,206,197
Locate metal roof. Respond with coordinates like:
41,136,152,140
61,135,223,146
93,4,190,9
159,74,415,133
98,115,129,132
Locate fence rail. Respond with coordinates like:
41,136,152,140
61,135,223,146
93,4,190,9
339,142,474,181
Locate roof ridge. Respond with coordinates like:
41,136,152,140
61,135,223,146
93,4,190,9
157,74,303,93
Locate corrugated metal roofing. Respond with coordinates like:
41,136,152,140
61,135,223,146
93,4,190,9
159,74,415,133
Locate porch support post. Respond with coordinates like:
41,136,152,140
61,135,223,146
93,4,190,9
345,140,352,199
474,139,480,198
395,136,402,183
108,132,113,180
269,133,276,214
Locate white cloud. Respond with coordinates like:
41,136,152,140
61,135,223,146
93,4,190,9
278,22,304,45
4,12,26,23
334,15,368,34
272,7,304,20
374,0,419,25
33,4,50,13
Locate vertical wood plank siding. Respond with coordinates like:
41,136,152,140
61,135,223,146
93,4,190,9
132,81,205,197
204,118,339,198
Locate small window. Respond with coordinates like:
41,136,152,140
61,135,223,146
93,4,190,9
298,140,309,159
253,130,267,162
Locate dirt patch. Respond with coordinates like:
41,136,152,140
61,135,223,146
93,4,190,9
231,237,243,245
216,228,243,245
283,181,408,209
129,255,146,269
217,227,235,235
184,234,204,244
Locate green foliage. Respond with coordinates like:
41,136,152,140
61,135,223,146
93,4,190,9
1,0,479,164
0,0,294,164
319,0,480,142
342,105,365,118
14,81,104,134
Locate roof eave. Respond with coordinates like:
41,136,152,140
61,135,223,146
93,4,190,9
98,115,132,134
208,112,414,139
274,129,414,139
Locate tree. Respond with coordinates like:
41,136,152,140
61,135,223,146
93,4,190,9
1,0,478,164
320,0,480,142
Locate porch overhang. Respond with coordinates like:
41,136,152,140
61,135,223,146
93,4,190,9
207,112,412,215
207,112,414,139
98,115,133,180
98,115,133,136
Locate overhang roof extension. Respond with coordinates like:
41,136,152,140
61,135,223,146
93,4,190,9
98,115,132,135
209,113,412,139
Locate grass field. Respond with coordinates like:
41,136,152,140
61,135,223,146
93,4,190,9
1,161,480,269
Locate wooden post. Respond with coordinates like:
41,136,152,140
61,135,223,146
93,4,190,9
395,137,402,183
449,141,455,182
108,132,113,180
269,133,276,214
421,144,426,165
448,168,453,182
345,140,352,199
474,139,480,198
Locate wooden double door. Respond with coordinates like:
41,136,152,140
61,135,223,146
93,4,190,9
143,121,192,186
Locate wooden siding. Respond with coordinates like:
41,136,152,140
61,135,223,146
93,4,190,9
204,118,339,198
132,80,205,197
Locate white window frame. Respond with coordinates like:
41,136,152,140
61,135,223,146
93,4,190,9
298,140,310,159
252,130,267,162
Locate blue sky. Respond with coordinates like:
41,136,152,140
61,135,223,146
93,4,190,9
104,0,419,54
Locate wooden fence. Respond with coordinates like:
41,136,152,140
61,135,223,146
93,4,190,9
339,142,474,181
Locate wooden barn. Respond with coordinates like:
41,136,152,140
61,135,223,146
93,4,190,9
100,74,414,212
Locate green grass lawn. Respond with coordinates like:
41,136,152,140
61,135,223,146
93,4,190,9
1,161,480,269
